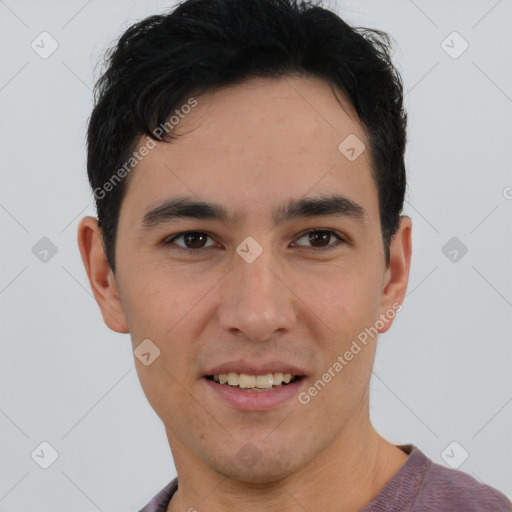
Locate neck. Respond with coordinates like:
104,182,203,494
166,419,408,512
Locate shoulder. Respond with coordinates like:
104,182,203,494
138,477,178,512
414,453,512,512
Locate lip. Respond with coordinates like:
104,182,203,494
203,376,307,411
203,359,306,378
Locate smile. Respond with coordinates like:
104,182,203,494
207,372,301,390
203,374,306,411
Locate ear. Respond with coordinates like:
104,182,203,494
377,215,412,334
77,216,129,333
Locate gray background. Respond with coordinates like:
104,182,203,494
1,0,511,510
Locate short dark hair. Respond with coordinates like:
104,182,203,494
87,0,407,274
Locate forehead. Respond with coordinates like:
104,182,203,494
120,74,379,226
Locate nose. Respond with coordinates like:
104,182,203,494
217,245,297,343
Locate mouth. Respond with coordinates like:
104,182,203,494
205,372,304,392
203,371,307,411
202,360,307,410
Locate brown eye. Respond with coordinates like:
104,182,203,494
166,231,216,250
294,229,344,250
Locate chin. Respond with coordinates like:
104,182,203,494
210,446,301,485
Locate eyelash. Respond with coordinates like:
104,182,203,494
163,229,347,254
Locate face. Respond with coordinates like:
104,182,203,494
79,74,411,484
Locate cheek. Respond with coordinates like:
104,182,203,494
120,268,187,339
306,263,382,338
123,275,207,378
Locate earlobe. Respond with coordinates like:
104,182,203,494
77,216,129,333
377,215,412,334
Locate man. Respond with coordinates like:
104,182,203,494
77,0,512,510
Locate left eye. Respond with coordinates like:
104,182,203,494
293,229,344,250
165,231,217,250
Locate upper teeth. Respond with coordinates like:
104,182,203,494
213,372,296,389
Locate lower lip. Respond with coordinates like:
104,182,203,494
203,377,306,411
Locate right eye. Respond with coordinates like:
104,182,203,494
163,231,218,252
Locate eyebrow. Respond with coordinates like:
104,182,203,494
141,194,368,229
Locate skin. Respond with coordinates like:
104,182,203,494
78,74,412,512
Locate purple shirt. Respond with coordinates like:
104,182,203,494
138,444,512,511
